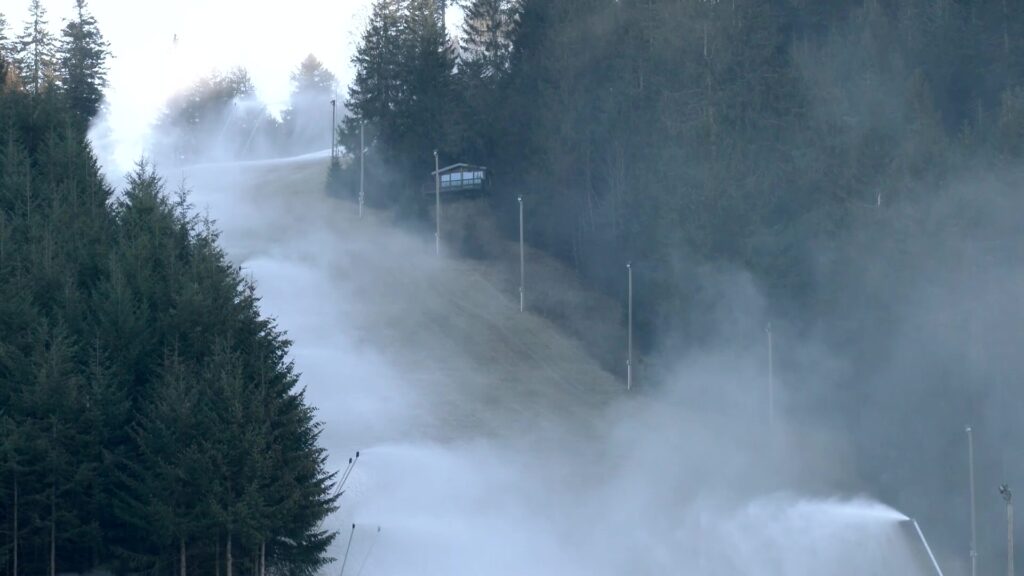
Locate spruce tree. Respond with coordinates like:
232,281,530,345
120,350,214,575
0,12,12,86
157,68,277,162
281,54,337,154
290,54,336,95
456,0,518,162
362,0,458,195
1,29,339,574
460,0,517,80
58,0,111,123
348,0,405,125
15,0,57,95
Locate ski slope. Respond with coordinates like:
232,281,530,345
175,152,942,576
181,153,622,443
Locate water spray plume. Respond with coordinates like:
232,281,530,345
168,151,969,576
354,526,382,576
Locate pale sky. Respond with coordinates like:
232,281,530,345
6,0,461,172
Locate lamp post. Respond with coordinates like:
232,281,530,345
518,195,524,312
626,262,632,391
359,122,365,217
1002,484,1014,576
330,99,337,159
968,425,978,576
434,150,440,256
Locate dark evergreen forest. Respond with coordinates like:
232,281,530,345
339,0,1024,565
3,0,1024,572
341,0,1024,338
0,2,337,575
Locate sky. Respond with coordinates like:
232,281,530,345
5,0,462,171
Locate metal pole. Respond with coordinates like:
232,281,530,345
767,323,774,428
339,524,356,576
968,425,978,576
1011,496,1015,576
518,195,524,312
434,150,440,256
330,99,337,159
627,262,632,391
359,123,365,217
912,519,947,576
1003,484,1014,576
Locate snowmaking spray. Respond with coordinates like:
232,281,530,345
354,526,382,576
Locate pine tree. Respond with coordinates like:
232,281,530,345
393,0,458,165
290,54,336,95
0,12,13,86
281,55,338,154
119,350,214,575
460,0,517,80
455,0,519,162
15,0,57,95
1,42,338,574
20,321,97,575
348,0,405,125
58,0,111,123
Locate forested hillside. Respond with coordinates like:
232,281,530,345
0,3,336,575
339,0,1024,343
338,1,1024,563
153,56,340,164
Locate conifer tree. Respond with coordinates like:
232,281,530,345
0,12,12,85
157,68,278,162
58,0,110,123
460,0,517,80
15,0,57,94
397,0,457,151
348,0,405,125
290,54,337,95
120,350,213,576
281,54,338,154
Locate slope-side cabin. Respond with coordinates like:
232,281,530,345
426,163,489,198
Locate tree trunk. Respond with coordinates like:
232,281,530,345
1004,0,1011,57
12,476,18,576
49,483,55,576
259,540,266,576
225,530,232,576
180,536,187,576
49,420,56,576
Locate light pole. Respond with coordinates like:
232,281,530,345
330,99,337,159
359,122,365,217
434,150,441,256
627,262,633,391
518,195,524,312
766,322,774,428
1002,484,1014,576
968,425,978,576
